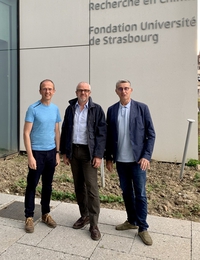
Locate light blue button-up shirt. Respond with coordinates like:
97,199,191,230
72,102,88,145
117,101,135,162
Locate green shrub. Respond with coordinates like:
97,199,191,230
186,159,200,167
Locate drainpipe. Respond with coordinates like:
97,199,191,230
180,119,195,180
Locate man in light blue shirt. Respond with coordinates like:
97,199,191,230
24,79,61,233
106,79,155,246
60,82,107,241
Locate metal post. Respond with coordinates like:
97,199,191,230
101,158,105,187
180,119,195,180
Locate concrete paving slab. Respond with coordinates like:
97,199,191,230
0,225,24,254
18,222,54,246
90,247,147,260
99,207,126,225
98,223,137,238
0,217,24,229
0,243,86,260
191,229,200,260
148,215,191,237
0,193,198,260
0,194,21,209
192,221,200,231
98,233,135,253
50,202,80,227
37,225,100,258
130,232,191,260
48,199,61,209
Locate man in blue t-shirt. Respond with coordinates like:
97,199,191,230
23,79,61,233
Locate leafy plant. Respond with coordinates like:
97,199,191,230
51,190,76,201
54,174,73,183
193,172,200,187
186,159,200,167
99,194,123,203
172,211,183,219
16,178,27,189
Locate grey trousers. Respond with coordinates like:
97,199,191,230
70,144,100,227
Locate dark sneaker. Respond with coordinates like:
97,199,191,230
116,220,138,230
73,216,90,229
25,217,34,233
42,214,57,228
89,226,101,241
138,230,153,245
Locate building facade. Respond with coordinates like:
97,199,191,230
0,0,198,162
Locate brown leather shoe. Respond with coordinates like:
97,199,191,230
89,226,101,241
42,214,57,228
73,216,90,229
25,217,34,233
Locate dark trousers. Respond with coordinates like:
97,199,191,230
24,148,56,218
71,144,100,227
116,161,149,232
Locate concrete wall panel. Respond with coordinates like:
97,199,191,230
19,0,198,162
20,0,89,48
20,46,89,150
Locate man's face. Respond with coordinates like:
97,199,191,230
39,81,55,102
115,82,133,104
76,83,91,104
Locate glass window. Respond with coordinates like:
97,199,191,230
0,0,18,157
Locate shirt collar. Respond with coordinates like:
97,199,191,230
75,101,89,109
119,101,131,109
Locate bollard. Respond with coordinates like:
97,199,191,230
180,119,195,180
101,158,105,187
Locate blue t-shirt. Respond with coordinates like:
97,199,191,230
25,100,61,151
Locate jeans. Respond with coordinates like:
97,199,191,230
24,148,56,218
70,144,100,227
116,161,148,232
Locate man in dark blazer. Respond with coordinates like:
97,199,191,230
106,79,155,246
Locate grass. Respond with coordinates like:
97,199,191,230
54,174,73,183
14,177,124,203
36,186,76,201
99,194,123,203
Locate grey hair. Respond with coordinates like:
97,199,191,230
76,82,91,90
116,79,131,89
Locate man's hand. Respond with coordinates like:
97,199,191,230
138,158,150,171
62,154,70,166
28,155,37,170
92,157,102,168
56,153,60,166
106,160,113,172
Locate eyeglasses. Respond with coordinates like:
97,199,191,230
76,89,90,93
117,87,131,92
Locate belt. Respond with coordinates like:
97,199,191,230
73,143,88,148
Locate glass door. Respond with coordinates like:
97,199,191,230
0,0,18,157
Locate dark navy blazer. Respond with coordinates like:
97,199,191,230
106,99,156,163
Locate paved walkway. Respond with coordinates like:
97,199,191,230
0,193,199,260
